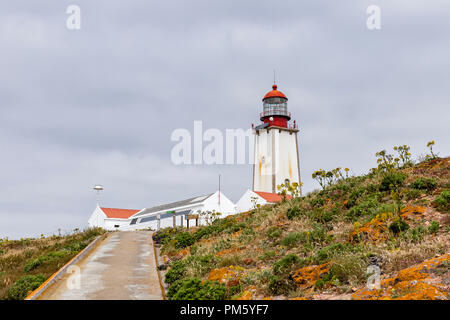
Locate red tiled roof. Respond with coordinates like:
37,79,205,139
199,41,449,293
254,191,292,203
100,207,140,219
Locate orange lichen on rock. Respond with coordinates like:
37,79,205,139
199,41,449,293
292,262,331,290
208,265,244,287
198,236,216,244
400,205,426,220
177,247,190,257
216,246,245,257
352,253,449,300
236,285,257,300
349,217,389,243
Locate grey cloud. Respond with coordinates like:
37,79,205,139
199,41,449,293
0,0,449,238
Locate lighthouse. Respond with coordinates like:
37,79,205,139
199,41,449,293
252,84,301,194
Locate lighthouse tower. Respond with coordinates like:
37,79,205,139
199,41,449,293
252,84,301,194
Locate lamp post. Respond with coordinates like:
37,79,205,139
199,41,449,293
93,185,104,206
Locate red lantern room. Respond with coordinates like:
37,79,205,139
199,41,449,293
260,84,292,128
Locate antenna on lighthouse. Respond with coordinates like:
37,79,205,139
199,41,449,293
273,69,276,85
93,184,104,206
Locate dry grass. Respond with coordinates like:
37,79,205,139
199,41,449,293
0,228,105,299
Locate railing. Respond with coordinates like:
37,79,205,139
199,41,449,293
288,123,298,130
259,110,291,118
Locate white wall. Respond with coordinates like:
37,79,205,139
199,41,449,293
253,128,300,193
104,218,130,231
202,191,236,220
275,129,300,189
87,206,106,229
253,129,273,193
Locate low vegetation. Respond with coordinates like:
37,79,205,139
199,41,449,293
0,228,105,300
158,141,449,300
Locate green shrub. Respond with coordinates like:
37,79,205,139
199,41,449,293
266,227,282,241
227,284,242,297
281,232,305,247
389,219,409,234
315,243,347,264
175,232,195,249
428,221,440,234
312,208,338,223
379,172,407,191
268,275,296,295
376,203,396,215
280,227,327,247
224,222,246,234
405,189,423,200
347,196,379,220
402,226,426,243
309,198,325,208
347,187,365,208
433,190,450,212
329,253,367,286
409,177,437,191
273,254,300,275
167,278,226,300
286,206,302,220
193,223,226,242
24,251,71,272
314,270,339,289
164,260,187,284
7,274,46,300
187,254,217,276
213,239,232,252
260,250,277,261
152,227,181,245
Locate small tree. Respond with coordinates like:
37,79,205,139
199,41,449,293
426,140,438,160
312,167,348,189
393,145,412,167
199,210,222,225
277,181,303,200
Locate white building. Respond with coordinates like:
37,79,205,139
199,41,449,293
88,191,236,231
123,191,235,231
88,207,141,231
236,189,291,213
252,84,301,194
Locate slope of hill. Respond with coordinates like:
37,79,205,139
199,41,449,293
0,228,105,300
157,153,449,300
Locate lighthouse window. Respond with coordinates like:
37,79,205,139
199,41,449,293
284,178,290,185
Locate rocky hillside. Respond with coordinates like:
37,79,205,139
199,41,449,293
157,145,449,300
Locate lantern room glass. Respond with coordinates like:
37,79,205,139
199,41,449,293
263,97,288,117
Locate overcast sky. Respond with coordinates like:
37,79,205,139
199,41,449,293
1,1,449,239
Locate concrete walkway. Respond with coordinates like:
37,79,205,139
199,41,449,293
38,231,163,300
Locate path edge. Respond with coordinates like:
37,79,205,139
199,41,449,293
25,234,107,300
152,235,166,300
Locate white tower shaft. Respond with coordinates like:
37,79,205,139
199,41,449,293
252,126,301,193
